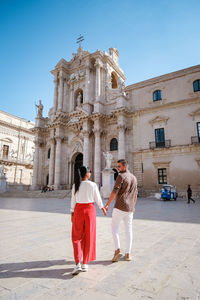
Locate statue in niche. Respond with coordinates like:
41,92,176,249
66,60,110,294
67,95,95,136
76,92,83,107
103,151,113,169
35,100,43,117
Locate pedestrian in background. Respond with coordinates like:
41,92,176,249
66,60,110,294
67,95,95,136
187,184,195,203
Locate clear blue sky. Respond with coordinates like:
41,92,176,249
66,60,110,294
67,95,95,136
0,0,200,122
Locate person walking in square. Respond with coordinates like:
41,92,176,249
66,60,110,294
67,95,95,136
105,159,138,262
70,166,106,275
187,184,195,203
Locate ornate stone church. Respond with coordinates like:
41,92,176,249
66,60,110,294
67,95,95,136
32,46,200,196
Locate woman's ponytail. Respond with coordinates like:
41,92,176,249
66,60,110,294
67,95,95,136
74,166,90,194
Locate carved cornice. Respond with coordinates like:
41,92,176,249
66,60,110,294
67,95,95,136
133,97,200,117
32,127,47,134
133,144,200,155
0,158,33,168
126,64,200,91
0,120,34,136
112,107,132,116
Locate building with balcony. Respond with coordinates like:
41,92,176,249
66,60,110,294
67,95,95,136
32,46,200,196
0,110,35,188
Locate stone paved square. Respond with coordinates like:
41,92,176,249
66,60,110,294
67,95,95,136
0,197,200,299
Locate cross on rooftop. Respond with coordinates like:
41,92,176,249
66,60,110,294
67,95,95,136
76,34,84,48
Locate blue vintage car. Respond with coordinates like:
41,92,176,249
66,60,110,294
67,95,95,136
161,184,178,201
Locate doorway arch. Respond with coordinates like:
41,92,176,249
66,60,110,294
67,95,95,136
73,153,83,183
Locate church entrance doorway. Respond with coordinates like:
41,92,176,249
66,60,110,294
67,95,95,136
73,153,83,182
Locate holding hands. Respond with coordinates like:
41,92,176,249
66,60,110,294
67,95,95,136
101,204,109,216
101,207,107,216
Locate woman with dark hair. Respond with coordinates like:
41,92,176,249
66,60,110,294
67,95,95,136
71,166,106,275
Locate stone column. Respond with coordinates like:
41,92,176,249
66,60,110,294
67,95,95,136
48,138,55,186
63,80,68,112
38,146,44,186
83,130,90,167
58,74,64,111
53,79,58,112
68,162,72,186
54,137,62,189
95,59,101,101
69,86,74,112
85,61,90,103
118,125,126,160
32,140,39,189
94,128,101,187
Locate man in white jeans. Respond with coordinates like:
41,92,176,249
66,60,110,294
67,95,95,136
105,159,137,262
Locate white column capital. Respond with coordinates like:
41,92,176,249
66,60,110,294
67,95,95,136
55,136,62,142
117,124,126,131
95,58,102,68
82,130,90,137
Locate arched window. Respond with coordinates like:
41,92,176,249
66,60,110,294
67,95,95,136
111,72,118,89
193,80,200,92
47,148,51,159
110,138,118,151
153,90,162,101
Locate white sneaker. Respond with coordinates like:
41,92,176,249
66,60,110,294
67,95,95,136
71,263,82,275
81,264,88,272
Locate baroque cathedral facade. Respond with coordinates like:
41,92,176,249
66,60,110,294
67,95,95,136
32,47,200,196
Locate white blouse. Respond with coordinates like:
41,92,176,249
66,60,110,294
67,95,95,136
70,180,104,213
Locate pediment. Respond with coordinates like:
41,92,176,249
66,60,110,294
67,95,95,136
70,48,89,63
149,116,169,126
71,108,88,118
0,138,13,143
190,108,200,117
55,58,68,68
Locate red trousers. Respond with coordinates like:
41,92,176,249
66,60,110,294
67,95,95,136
72,203,96,264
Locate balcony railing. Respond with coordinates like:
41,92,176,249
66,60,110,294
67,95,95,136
149,140,171,150
191,136,200,144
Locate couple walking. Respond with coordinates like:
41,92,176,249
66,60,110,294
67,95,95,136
70,159,138,275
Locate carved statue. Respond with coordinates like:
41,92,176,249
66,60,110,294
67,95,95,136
103,151,113,169
35,100,43,117
77,92,82,107
10,149,17,159
70,73,76,81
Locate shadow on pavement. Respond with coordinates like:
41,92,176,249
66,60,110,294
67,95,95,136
0,259,112,280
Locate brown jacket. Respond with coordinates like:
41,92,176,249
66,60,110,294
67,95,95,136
112,170,137,212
